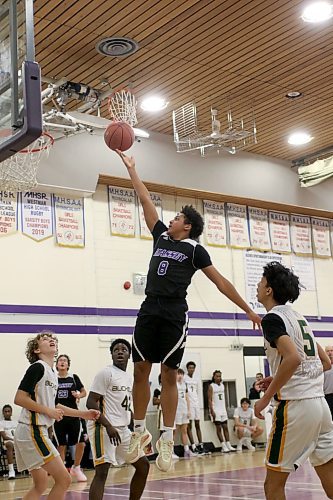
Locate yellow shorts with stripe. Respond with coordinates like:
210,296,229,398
87,423,131,467
14,422,59,472
266,397,333,473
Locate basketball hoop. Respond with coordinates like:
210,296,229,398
108,88,138,127
0,132,54,192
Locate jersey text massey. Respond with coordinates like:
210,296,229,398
153,248,188,262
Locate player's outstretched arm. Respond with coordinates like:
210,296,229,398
317,342,331,371
116,150,158,232
202,265,261,329
56,403,99,421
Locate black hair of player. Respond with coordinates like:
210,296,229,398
212,369,221,382
2,404,12,412
263,261,300,304
110,338,132,356
177,368,185,375
186,361,196,369
240,397,251,406
181,205,204,240
56,354,71,368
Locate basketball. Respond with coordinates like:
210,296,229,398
104,121,135,152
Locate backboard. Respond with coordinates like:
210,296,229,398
0,0,42,162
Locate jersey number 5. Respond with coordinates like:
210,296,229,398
298,319,315,357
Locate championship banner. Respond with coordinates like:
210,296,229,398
203,200,227,247
248,207,271,251
108,186,135,237
226,203,250,248
0,191,18,236
21,191,53,242
290,214,312,256
311,218,331,258
54,195,85,248
269,211,291,253
139,192,162,239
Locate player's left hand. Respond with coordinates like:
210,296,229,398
85,409,100,421
246,310,262,330
71,390,81,399
254,398,268,420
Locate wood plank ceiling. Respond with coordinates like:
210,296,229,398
34,0,333,162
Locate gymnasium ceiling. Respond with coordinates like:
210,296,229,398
34,0,333,162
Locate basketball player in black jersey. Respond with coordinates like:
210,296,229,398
117,150,261,472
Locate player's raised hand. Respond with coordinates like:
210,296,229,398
246,310,262,330
116,149,135,170
106,424,121,446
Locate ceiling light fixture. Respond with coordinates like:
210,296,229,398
301,2,333,22
288,132,313,145
285,91,303,99
140,96,168,112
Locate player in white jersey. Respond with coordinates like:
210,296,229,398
175,368,196,458
87,338,149,500
208,371,235,452
184,361,205,454
0,404,17,479
13,332,99,500
255,261,333,500
234,397,263,451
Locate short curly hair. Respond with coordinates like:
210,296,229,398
25,331,58,364
181,205,204,240
263,261,300,304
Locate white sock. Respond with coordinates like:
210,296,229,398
184,444,189,451
191,443,196,451
161,427,173,441
8,463,14,472
134,419,146,433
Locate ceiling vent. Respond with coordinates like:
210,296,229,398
95,37,139,57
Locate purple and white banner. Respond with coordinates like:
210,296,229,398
21,191,53,241
0,191,18,236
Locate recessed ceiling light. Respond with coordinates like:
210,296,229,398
288,132,313,145
301,2,333,22
140,96,168,112
285,91,303,99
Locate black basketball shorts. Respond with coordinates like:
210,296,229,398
53,416,84,446
132,296,189,369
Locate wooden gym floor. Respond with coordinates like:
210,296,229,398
0,450,326,499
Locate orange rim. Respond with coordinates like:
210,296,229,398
20,132,54,154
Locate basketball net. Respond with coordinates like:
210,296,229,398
0,132,54,192
108,89,138,127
